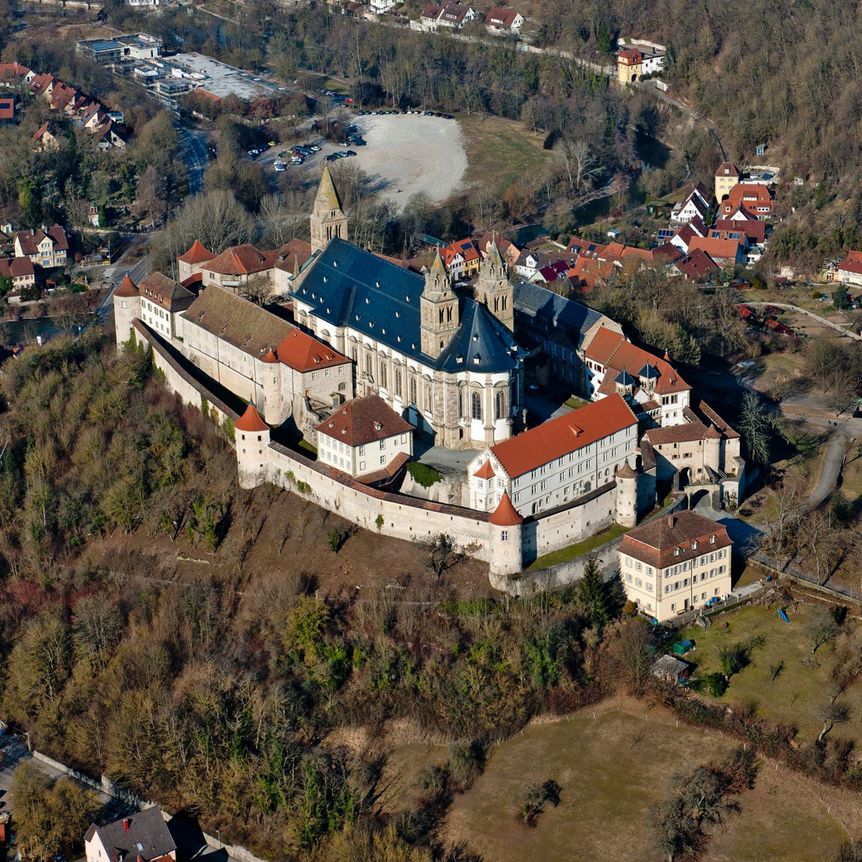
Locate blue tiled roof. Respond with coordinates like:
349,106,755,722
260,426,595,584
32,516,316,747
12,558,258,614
615,370,636,385
513,281,608,351
293,238,522,372
639,363,659,379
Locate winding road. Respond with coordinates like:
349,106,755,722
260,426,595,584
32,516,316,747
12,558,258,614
745,301,862,341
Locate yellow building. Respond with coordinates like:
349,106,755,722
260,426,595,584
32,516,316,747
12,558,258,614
714,160,741,203
618,510,733,621
617,47,643,84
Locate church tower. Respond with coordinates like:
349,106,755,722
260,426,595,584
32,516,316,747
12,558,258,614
420,251,460,358
474,238,514,330
310,165,348,253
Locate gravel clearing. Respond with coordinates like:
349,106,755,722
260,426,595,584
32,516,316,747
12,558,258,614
352,114,467,209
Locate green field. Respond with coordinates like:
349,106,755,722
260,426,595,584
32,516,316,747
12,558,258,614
681,604,862,745
459,114,553,194
526,523,627,571
444,698,859,862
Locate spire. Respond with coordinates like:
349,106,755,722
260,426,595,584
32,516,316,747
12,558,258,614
114,274,139,297
485,233,505,272
475,232,514,331
234,403,269,432
489,491,523,526
314,164,343,212
423,249,453,298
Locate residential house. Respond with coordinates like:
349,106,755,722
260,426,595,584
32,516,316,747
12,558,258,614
0,63,34,87
418,2,476,30
0,257,36,293
84,807,176,862
440,238,481,279
687,235,745,269
198,244,278,293
618,509,732,621
671,184,711,225
466,393,638,517
714,160,741,202
835,251,862,287
315,394,413,479
672,249,720,282
617,40,666,84
583,326,691,427
14,225,69,269
370,0,400,11
32,122,61,151
720,183,773,221
484,6,524,34
0,97,14,123
477,232,520,268
669,216,707,255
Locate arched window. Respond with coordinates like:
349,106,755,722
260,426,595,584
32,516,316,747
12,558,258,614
495,388,505,420
471,391,482,420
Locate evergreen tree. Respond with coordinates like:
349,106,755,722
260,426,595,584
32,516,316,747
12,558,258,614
576,555,611,628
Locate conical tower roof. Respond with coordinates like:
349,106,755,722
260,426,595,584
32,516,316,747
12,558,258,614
314,165,344,212
234,403,269,433
423,249,453,298
114,274,139,297
489,491,523,526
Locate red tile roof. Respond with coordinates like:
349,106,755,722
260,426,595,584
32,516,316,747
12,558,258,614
473,459,495,479
489,491,523,526
674,249,720,281
490,393,637,479
714,219,765,244
0,257,34,278
619,510,731,569
315,395,413,446
837,250,862,276
0,97,14,121
0,62,31,82
235,403,269,433
203,244,275,276
687,235,742,263
485,6,520,27
715,161,740,178
274,328,349,373
114,275,139,297
177,239,215,264
720,183,773,217
585,327,690,396
440,238,479,268
619,47,642,64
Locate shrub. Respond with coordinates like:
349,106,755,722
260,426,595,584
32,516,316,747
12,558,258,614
518,779,562,827
700,672,729,697
407,461,442,487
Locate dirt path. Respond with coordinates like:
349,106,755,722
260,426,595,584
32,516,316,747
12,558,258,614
805,432,850,510
747,301,862,341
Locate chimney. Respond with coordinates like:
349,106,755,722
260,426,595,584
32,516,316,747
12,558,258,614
122,818,131,832
667,515,675,528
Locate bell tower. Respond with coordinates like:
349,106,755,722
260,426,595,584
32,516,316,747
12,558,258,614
420,251,460,358
310,165,348,253
475,238,514,330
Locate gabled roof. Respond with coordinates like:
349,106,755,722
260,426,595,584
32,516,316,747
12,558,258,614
47,224,68,250
585,326,690,395
84,807,176,862
294,238,522,372
202,243,275,276
275,327,350,373
139,272,195,312
0,257,34,278
0,62,31,82
235,403,269,433
274,238,313,274
688,236,742,262
489,491,523,526
490,393,637,479
177,239,215,264
715,160,740,178
485,6,520,26
0,97,14,121
619,510,731,570
315,395,413,446
837,250,862,276
714,218,766,244
674,249,720,281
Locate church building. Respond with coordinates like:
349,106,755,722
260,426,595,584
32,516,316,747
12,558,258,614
291,167,527,448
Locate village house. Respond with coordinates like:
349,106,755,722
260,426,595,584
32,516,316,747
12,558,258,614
0,257,36,292
720,183,773,221
417,2,476,30
0,62,34,87
835,251,862,287
440,238,481,279
617,40,666,84
0,96,15,123
13,225,69,269
484,6,524,34
714,160,741,202
618,509,733,621
477,232,521,268
671,249,721,282
687,235,745,269
315,394,413,478
369,0,401,13
669,217,707,255
671,184,711,225
84,807,176,862
467,393,639,517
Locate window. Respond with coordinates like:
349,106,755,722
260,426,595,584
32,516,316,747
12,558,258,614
379,441,386,450
501,530,508,541
471,391,482,420
409,376,417,404
380,455,385,464
495,388,505,420
359,445,365,455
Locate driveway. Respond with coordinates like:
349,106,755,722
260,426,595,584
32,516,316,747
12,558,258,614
805,432,850,510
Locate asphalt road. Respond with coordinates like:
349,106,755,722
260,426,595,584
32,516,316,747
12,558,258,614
0,734,234,861
177,125,210,195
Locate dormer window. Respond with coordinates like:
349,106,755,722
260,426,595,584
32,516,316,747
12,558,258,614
691,542,697,550
710,535,716,544
674,548,680,557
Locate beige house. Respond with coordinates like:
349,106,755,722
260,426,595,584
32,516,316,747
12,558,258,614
714,160,741,202
618,510,733,621
315,394,413,479
14,224,68,269
139,272,195,339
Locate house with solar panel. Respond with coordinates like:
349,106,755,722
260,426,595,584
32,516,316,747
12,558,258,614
290,166,527,448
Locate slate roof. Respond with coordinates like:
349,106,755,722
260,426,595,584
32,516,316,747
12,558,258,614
294,238,523,372
315,395,413,446
513,280,612,351
84,807,176,862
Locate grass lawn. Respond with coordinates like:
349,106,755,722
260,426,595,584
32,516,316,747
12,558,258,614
459,114,552,195
526,523,627,572
680,604,862,746
444,697,860,862
298,439,318,457
564,395,589,410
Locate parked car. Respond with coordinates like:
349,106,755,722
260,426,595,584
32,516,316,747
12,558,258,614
274,161,287,171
